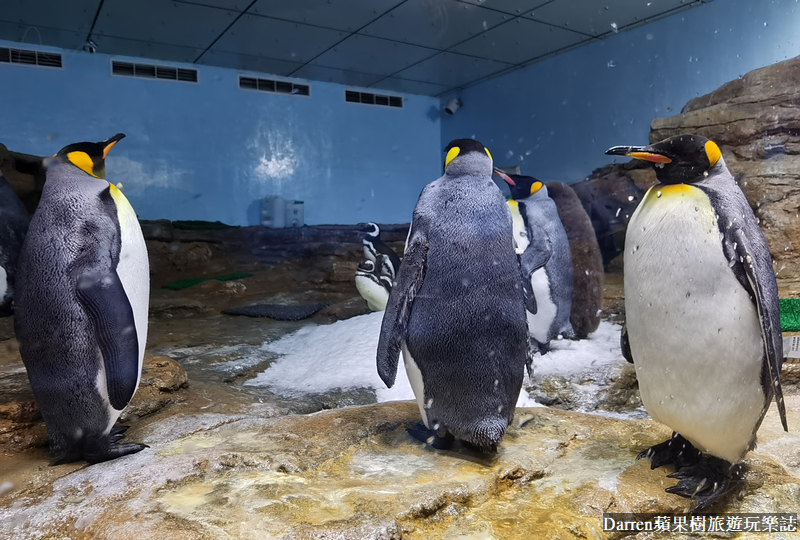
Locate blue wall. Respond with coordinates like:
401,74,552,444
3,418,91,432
442,0,800,183
0,40,441,226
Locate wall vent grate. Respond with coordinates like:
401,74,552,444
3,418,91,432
112,61,198,83
0,47,62,68
345,90,402,108
239,76,309,96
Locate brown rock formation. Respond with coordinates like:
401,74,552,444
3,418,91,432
650,54,800,278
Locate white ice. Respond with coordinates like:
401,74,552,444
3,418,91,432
246,312,627,412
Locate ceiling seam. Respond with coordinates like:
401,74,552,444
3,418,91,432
192,0,259,64
85,0,105,44
286,0,410,77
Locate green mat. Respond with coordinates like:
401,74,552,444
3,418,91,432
781,298,800,332
162,272,253,291
172,220,239,231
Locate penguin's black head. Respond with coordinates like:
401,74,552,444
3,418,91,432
361,222,380,238
505,174,546,201
443,138,494,177
51,133,125,179
605,134,722,184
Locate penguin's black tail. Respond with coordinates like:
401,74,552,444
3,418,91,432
469,418,508,454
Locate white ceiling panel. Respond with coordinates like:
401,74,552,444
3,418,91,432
95,0,235,49
451,17,586,64
310,34,437,76
198,49,302,75
360,0,511,50
211,14,346,63
394,52,511,88
0,0,100,34
249,0,405,31
370,77,450,97
0,21,87,50
292,65,384,87
457,0,551,16
174,0,251,11
526,0,694,36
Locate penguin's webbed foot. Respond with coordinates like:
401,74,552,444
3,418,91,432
665,455,731,512
109,425,130,443
637,433,702,470
407,422,455,450
85,442,149,464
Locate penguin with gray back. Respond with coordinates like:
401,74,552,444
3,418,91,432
545,181,604,338
503,173,576,352
0,173,30,316
15,133,150,464
607,134,787,511
377,138,532,453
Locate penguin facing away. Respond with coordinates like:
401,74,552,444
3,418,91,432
361,222,402,281
377,138,533,453
606,134,787,511
355,255,393,311
501,173,576,353
0,173,30,316
545,181,604,339
15,133,150,464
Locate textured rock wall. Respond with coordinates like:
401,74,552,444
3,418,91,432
650,55,800,278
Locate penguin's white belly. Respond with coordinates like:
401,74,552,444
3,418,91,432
507,201,529,253
355,274,388,311
625,185,765,463
527,268,557,343
401,342,429,428
108,186,150,415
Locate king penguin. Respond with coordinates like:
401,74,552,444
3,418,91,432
499,172,576,352
606,134,788,510
0,173,30,316
376,139,533,453
361,222,402,281
14,133,151,464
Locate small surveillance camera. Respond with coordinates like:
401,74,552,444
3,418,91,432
444,98,462,115
83,39,97,53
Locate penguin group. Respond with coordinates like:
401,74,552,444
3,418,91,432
375,132,788,512
7,134,150,464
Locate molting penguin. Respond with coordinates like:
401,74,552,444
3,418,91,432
355,255,393,311
361,222,402,281
606,134,787,511
546,181,604,338
499,172,576,352
0,173,30,316
377,139,532,453
15,133,150,464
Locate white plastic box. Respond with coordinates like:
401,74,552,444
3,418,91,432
285,200,304,228
261,195,286,228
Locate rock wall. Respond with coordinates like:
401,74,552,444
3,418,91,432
650,55,800,278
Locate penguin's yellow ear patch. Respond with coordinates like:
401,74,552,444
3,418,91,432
445,146,460,168
67,151,98,178
705,140,721,167
530,181,543,196
485,148,492,161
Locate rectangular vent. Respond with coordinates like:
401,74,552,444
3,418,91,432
0,47,62,68
239,76,309,96
112,61,198,83
345,90,402,108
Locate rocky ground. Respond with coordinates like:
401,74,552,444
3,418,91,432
2,221,800,538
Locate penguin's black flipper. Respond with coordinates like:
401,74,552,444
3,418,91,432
620,325,634,364
730,227,788,432
76,271,139,411
519,235,552,315
376,230,429,388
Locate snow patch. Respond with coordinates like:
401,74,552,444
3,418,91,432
246,313,623,411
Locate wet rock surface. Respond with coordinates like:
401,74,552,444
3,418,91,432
1,401,799,539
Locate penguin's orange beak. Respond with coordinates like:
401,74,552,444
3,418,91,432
493,168,515,186
101,133,126,159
